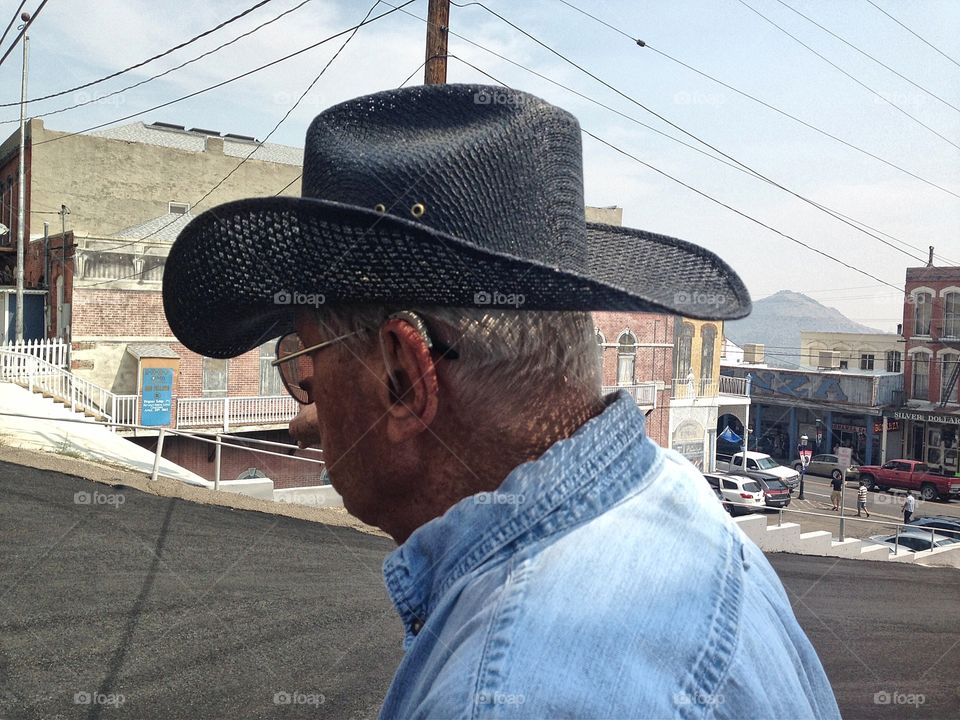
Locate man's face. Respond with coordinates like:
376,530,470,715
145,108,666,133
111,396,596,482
293,310,392,525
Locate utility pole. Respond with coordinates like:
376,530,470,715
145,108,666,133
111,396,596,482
423,0,449,84
15,12,31,342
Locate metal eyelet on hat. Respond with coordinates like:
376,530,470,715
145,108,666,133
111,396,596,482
374,203,386,213
410,202,426,218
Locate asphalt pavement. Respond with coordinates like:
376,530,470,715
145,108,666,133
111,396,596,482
2,461,959,719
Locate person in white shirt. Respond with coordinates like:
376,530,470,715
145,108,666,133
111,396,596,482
902,491,917,524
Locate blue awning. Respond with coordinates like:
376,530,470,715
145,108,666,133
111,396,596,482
719,425,742,444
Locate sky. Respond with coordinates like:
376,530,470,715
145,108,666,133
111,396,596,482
0,0,958,332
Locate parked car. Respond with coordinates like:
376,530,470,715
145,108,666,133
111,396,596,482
715,451,801,491
792,453,859,482
755,476,791,509
857,459,960,501
907,516,960,540
703,472,765,515
864,530,960,553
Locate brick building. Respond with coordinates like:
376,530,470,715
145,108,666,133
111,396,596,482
897,264,960,473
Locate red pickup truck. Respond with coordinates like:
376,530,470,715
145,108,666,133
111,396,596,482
857,459,960,501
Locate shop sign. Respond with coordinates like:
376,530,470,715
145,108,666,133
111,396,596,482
893,410,960,425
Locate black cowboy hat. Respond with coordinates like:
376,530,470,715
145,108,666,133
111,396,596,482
163,84,750,358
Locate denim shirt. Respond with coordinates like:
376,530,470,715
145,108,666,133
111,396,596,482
380,392,840,719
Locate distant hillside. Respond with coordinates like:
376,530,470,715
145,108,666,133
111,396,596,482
724,290,881,368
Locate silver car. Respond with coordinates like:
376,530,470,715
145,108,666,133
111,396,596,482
865,530,960,553
793,453,860,482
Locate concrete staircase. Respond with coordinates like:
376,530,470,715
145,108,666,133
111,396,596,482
732,514,934,564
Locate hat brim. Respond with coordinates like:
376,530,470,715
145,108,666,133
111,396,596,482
162,196,751,358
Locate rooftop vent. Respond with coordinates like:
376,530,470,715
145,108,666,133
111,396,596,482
150,121,185,131
223,133,257,142
189,127,220,136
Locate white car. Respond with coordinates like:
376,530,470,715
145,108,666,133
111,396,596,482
703,472,766,515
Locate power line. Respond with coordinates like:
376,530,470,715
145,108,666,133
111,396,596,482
0,0,48,70
774,0,960,115
0,1,28,51
865,0,960,71
0,0,315,125
30,1,414,148
552,0,960,265
450,55,906,296
734,0,960,153
447,1,935,265
553,0,960,207
81,0,395,285
0,0,279,108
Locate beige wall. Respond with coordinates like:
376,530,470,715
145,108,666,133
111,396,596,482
800,331,902,370
25,119,302,237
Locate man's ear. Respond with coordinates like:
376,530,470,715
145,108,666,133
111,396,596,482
378,317,440,442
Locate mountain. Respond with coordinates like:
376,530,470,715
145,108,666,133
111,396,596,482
724,290,884,368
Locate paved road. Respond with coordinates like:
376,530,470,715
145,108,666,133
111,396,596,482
2,461,959,719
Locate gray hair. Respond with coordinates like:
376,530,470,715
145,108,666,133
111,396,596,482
315,304,601,417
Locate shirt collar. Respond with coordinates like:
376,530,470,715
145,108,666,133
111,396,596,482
382,390,657,639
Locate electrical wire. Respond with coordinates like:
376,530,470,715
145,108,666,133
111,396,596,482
0,0,28,52
450,55,906,296
553,0,960,210
0,0,279,108
0,0,48,70
734,0,960,152
30,1,414,148
0,0,316,125
448,1,938,266
865,0,960,71
80,0,400,285
773,0,960,114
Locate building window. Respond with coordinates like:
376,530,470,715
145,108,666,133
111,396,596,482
259,341,284,395
914,292,932,335
945,292,960,338
911,354,929,399
942,353,960,404
839,360,848,369
700,325,716,381
885,351,902,373
202,357,229,397
168,201,191,214
675,322,695,380
617,331,637,386
859,353,875,371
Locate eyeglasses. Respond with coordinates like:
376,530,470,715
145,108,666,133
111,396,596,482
272,314,459,405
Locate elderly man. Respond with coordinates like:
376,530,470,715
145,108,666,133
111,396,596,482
164,85,839,718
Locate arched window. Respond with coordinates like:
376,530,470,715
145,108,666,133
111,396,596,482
911,353,930,399
914,292,933,336
676,322,695,380
617,331,637,385
595,329,605,372
945,292,960,338
942,353,960,404
700,325,717,381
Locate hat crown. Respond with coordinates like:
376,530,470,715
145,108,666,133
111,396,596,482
301,84,588,273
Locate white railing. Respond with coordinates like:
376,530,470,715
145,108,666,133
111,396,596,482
1,338,70,368
177,395,299,431
0,348,137,428
672,377,719,399
604,383,658,407
719,375,748,396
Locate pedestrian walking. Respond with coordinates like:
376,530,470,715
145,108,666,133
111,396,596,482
856,480,869,518
903,491,916,524
830,474,843,511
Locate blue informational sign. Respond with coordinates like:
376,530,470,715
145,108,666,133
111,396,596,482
141,367,173,426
